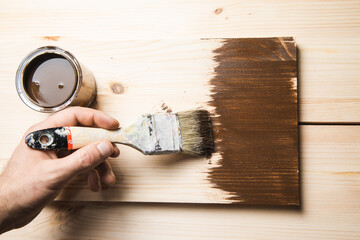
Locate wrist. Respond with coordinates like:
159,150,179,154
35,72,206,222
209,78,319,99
0,174,19,234
0,176,11,234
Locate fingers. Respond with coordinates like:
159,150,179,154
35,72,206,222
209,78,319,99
57,141,114,179
29,107,119,133
88,169,101,192
86,160,116,192
56,144,119,159
55,149,74,158
96,160,116,185
110,144,120,158
76,144,117,192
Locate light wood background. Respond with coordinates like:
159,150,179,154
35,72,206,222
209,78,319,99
1,0,360,239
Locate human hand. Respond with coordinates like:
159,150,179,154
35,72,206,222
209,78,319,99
0,107,120,233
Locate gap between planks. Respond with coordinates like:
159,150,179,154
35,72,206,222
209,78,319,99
299,122,360,126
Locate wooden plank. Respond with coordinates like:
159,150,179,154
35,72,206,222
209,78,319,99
1,0,360,122
1,0,359,41
0,37,298,205
1,126,360,240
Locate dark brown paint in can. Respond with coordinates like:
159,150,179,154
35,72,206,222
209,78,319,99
24,53,77,107
16,46,96,112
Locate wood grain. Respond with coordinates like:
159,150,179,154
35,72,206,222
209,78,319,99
0,0,359,238
1,0,360,122
209,38,298,205
2,126,360,240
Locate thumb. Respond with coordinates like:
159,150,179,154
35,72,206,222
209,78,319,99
59,141,114,178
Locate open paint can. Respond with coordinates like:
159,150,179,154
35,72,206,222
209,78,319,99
16,46,96,112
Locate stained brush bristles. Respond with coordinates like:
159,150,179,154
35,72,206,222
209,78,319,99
177,110,214,157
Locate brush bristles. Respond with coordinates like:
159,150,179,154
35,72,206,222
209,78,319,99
177,110,214,157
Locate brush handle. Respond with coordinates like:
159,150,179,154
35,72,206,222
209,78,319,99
25,126,122,150
25,112,183,155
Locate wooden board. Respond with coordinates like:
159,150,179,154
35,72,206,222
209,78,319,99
2,126,360,240
0,37,298,205
1,0,360,123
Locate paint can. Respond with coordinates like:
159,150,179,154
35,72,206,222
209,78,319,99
15,46,96,112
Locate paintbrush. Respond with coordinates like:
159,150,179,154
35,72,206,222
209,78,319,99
25,110,214,157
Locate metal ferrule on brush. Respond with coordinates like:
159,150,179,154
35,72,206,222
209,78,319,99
145,113,182,154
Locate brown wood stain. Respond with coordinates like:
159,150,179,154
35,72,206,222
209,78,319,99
209,37,299,205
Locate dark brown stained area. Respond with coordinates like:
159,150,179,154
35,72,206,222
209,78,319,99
209,37,299,205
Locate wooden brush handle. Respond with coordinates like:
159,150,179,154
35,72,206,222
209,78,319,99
25,126,120,150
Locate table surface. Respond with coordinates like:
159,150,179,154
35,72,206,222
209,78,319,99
1,0,360,239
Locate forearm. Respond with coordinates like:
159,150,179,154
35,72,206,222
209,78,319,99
0,174,34,234
0,207,13,234
0,204,32,235
0,173,47,234
0,175,15,234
